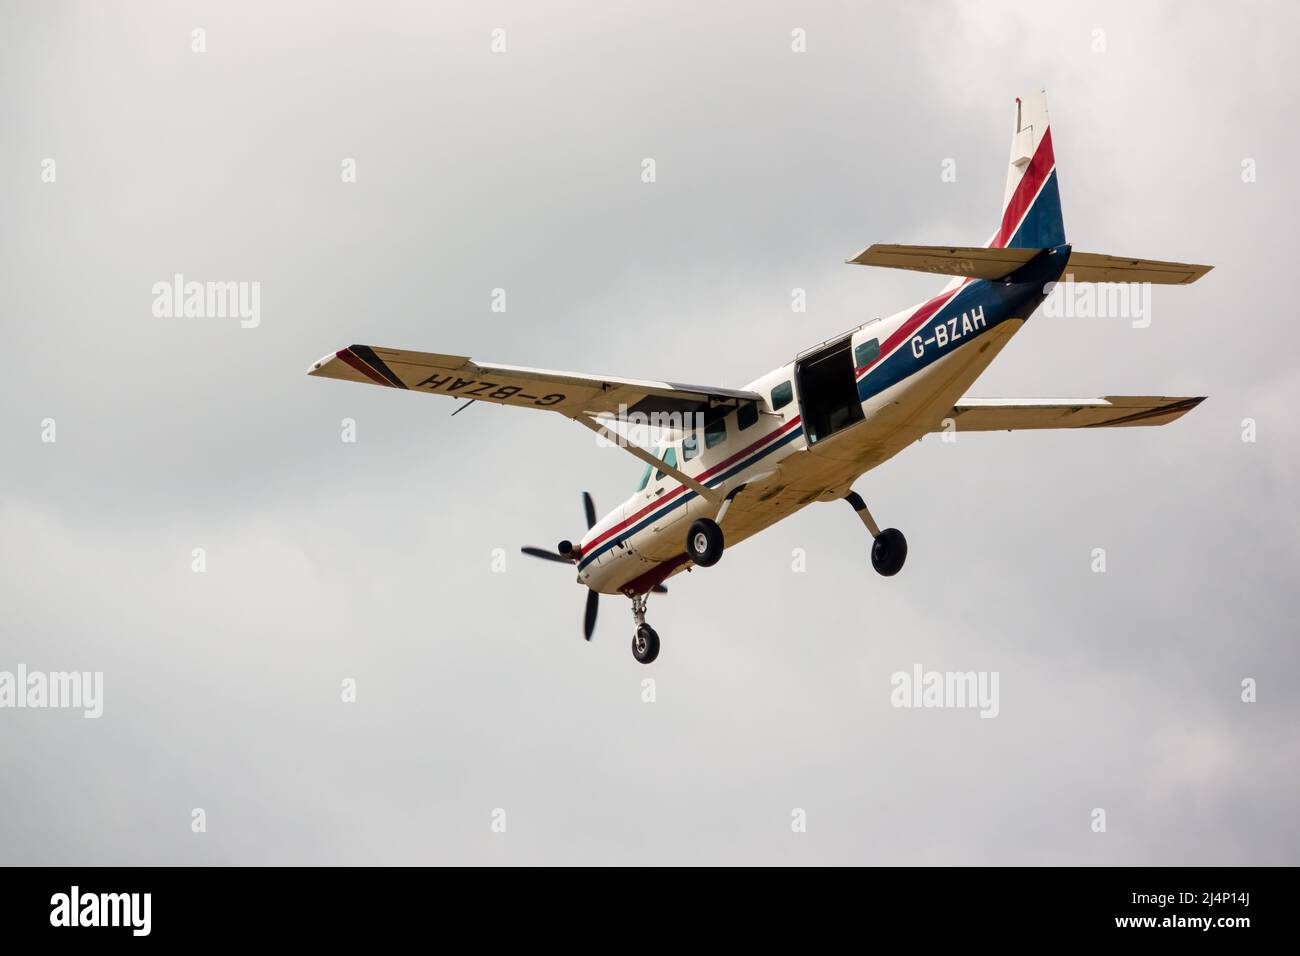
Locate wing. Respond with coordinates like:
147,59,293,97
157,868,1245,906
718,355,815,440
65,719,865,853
308,344,761,418
936,396,1206,432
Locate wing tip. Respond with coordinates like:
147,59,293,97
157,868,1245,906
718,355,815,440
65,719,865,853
306,347,349,376
1155,395,1208,426
1167,395,1208,420
1086,395,1207,428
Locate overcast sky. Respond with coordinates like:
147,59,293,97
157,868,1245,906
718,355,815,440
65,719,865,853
2,0,1297,865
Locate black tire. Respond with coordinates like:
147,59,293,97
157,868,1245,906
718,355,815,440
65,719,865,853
686,518,725,567
871,528,908,576
632,624,660,664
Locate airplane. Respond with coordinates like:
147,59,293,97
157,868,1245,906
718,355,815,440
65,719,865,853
308,91,1211,665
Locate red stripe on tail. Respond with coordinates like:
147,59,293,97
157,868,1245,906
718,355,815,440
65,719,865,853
991,128,1055,249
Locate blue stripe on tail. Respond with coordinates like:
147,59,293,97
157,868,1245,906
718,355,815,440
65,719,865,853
1007,170,1065,249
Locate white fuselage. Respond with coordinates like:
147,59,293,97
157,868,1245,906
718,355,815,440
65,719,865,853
575,249,1066,596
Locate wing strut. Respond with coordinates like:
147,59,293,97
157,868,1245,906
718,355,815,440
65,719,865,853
572,415,723,505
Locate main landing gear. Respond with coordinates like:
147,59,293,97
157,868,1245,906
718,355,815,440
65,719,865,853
685,517,725,567
630,593,660,664
844,491,907,576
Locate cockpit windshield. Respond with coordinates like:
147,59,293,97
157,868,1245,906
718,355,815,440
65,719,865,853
637,443,680,491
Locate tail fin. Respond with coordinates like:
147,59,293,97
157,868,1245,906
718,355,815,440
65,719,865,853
846,91,1213,285
992,90,1064,249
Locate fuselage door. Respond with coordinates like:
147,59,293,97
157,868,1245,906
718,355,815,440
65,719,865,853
794,338,865,446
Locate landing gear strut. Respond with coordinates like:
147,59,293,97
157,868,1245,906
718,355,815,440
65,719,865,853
845,491,907,576
629,593,660,664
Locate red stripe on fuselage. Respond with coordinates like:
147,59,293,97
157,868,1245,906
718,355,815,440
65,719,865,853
861,278,974,380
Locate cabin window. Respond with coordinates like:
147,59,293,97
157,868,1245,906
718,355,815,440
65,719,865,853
655,447,678,481
771,381,793,410
855,337,881,369
705,417,727,449
682,433,700,462
737,402,758,431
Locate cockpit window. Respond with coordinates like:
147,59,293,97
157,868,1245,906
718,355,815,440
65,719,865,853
636,463,652,491
655,447,677,481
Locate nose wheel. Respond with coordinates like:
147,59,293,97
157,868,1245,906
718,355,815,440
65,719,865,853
629,593,661,664
632,623,660,664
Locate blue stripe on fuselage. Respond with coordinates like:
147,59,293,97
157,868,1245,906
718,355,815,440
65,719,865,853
858,247,1067,404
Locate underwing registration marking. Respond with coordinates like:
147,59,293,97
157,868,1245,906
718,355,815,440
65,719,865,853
414,372,565,405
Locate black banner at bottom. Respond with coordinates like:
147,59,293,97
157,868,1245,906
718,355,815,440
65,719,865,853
0,865,1287,942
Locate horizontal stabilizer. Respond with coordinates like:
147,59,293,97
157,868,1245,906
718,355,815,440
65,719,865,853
849,244,1035,279
1060,252,1212,285
934,396,1205,432
848,244,1212,285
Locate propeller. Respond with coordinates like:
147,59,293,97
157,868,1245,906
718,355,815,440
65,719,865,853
583,589,599,640
520,546,570,564
520,491,601,640
520,492,666,640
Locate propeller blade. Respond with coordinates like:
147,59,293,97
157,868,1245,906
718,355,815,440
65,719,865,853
521,546,570,564
582,491,597,530
583,589,599,640
651,584,668,594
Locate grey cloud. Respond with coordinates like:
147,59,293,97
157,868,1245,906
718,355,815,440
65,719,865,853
0,0,1296,864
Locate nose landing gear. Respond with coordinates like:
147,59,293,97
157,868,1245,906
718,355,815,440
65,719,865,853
629,593,661,664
